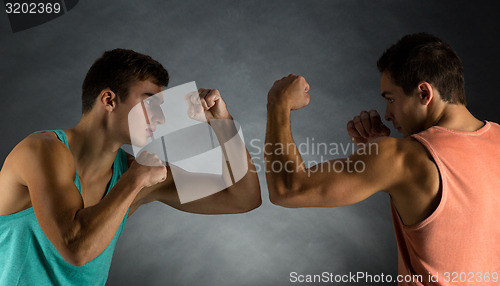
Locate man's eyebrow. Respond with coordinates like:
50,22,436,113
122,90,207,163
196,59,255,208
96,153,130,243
381,91,392,98
144,92,165,104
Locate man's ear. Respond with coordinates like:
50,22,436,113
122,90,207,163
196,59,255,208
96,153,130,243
99,89,118,112
417,82,433,106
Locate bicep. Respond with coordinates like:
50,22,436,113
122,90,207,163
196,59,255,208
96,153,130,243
281,139,404,208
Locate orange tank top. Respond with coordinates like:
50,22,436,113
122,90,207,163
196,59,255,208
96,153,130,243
391,121,500,286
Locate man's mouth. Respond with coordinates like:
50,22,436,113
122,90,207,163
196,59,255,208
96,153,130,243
146,127,155,137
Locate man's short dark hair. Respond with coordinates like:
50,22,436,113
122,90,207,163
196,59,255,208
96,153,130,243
82,49,169,114
377,33,466,105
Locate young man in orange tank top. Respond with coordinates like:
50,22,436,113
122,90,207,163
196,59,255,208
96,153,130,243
266,33,498,285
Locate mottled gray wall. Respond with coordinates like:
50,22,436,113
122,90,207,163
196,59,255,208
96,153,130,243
1,1,499,285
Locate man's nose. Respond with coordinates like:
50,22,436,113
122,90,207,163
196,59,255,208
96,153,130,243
151,112,165,125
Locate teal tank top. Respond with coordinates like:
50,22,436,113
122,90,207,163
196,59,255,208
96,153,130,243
0,130,130,285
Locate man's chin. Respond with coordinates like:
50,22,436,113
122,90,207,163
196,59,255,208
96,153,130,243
130,137,149,148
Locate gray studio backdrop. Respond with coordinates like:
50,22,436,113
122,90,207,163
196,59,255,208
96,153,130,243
1,1,499,285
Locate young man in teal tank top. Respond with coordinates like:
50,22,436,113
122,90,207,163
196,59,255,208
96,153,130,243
0,49,261,285
265,33,499,285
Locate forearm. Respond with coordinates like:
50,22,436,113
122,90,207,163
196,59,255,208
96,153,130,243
64,172,141,266
265,104,307,201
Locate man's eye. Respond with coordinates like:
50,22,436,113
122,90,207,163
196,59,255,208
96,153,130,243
387,98,394,103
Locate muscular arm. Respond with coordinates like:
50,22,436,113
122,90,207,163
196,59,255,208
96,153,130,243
265,103,404,207
265,74,441,226
129,89,261,215
14,134,163,266
130,120,261,215
265,74,405,207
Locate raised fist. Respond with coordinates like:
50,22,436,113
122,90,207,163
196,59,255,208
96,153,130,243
267,74,310,110
185,88,232,122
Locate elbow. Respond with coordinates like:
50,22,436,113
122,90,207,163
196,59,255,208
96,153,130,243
72,259,87,267
244,196,263,213
62,241,90,267
268,184,283,205
249,188,263,211
64,233,94,267
267,172,304,207
60,223,91,267
236,185,263,213
268,184,298,208
269,192,283,206
66,254,88,267
228,172,262,213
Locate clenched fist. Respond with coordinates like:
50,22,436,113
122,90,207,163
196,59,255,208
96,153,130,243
267,74,310,110
128,151,167,189
347,110,391,144
185,88,232,122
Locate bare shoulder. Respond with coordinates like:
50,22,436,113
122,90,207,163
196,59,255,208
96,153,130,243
0,132,76,215
360,136,437,190
12,132,71,159
370,136,433,167
8,132,76,183
395,136,437,178
355,137,407,172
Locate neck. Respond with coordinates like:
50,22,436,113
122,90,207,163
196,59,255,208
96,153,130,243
65,113,123,177
429,103,484,132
